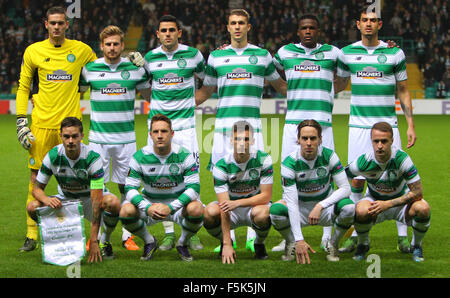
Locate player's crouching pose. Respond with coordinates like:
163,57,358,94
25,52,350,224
203,121,273,264
269,120,354,264
347,122,430,262
120,114,203,261
26,117,121,263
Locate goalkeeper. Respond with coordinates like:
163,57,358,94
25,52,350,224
15,6,97,251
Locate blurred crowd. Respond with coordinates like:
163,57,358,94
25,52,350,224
0,0,448,97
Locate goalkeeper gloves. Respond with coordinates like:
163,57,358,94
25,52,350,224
128,52,145,67
17,117,35,150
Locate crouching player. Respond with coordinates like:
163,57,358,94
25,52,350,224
27,117,121,263
347,122,430,262
203,121,273,264
269,119,354,264
120,114,203,262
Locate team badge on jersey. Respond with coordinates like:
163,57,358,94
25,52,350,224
226,68,252,80
316,167,327,177
356,66,383,79
294,60,321,72
177,58,187,68
121,70,130,80
169,164,180,174
315,52,324,60
249,169,259,179
249,54,258,65
377,54,387,64
76,169,88,180
67,53,76,63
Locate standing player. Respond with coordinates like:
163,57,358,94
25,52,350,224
335,6,417,253
271,14,342,252
203,121,273,264
80,25,151,251
133,15,206,251
16,6,97,251
26,117,121,262
120,114,203,262
269,120,353,264
195,9,287,250
346,122,430,262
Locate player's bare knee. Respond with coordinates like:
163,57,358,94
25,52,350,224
204,203,220,226
103,194,120,213
186,200,204,217
355,201,370,221
251,205,270,225
352,179,365,189
412,199,430,218
120,202,137,218
26,200,41,220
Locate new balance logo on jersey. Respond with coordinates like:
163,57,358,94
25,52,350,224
294,60,321,72
47,70,73,82
226,68,252,80
158,73,184,85
101,83,127,95
98,73,105,77
357,66,383,79
44,57,50,62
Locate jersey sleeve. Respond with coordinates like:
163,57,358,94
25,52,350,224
168,152,200,212
260,154,274,185
136,69,151,90
264,52,281,81
345,154,365,179
212,160,230,194
273,50,284,71
203,53,217,86
336,49,350,78
16,46,36,117
400,155,421,184
36,153,53,185
394,49,408,82
194,50,206,80
125,154,144,205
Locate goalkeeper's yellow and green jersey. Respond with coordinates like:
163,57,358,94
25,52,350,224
16,38,97,129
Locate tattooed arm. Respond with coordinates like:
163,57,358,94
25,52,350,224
397,80,417,148
368,180,423,216
88,188,104,263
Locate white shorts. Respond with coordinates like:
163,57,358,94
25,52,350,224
210,131,265,166
348,127,402,165
147,125,199,166
53,190,112,222
281,124,334,162
210,201,270,229
360,195,409,225
89,142,136,184
292,200,337,227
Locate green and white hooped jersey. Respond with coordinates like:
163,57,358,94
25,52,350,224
337,41,408,129
274,43,341,127
203,44,280,133
213,150,273,200
281,146,345,202
125,143,200,212
346,146,420,201
144,44,205,131
36,143,105,200
81,57,150,144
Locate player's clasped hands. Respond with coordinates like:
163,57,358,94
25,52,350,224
295,240,316,264
368,200,390,217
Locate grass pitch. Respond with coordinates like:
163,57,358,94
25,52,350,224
0,113,449,279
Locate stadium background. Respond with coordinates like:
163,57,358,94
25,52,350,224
0,0,449,279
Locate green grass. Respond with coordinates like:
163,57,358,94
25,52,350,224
0,114,449,278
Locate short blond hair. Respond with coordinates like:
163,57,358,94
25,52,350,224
100,25,124,43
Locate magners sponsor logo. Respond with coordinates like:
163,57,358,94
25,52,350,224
47,70,73,82
101,83,127,95
357,66,383,79
151,177,178,189
159,73,184,85
294,60,321,72
226,68,252,80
